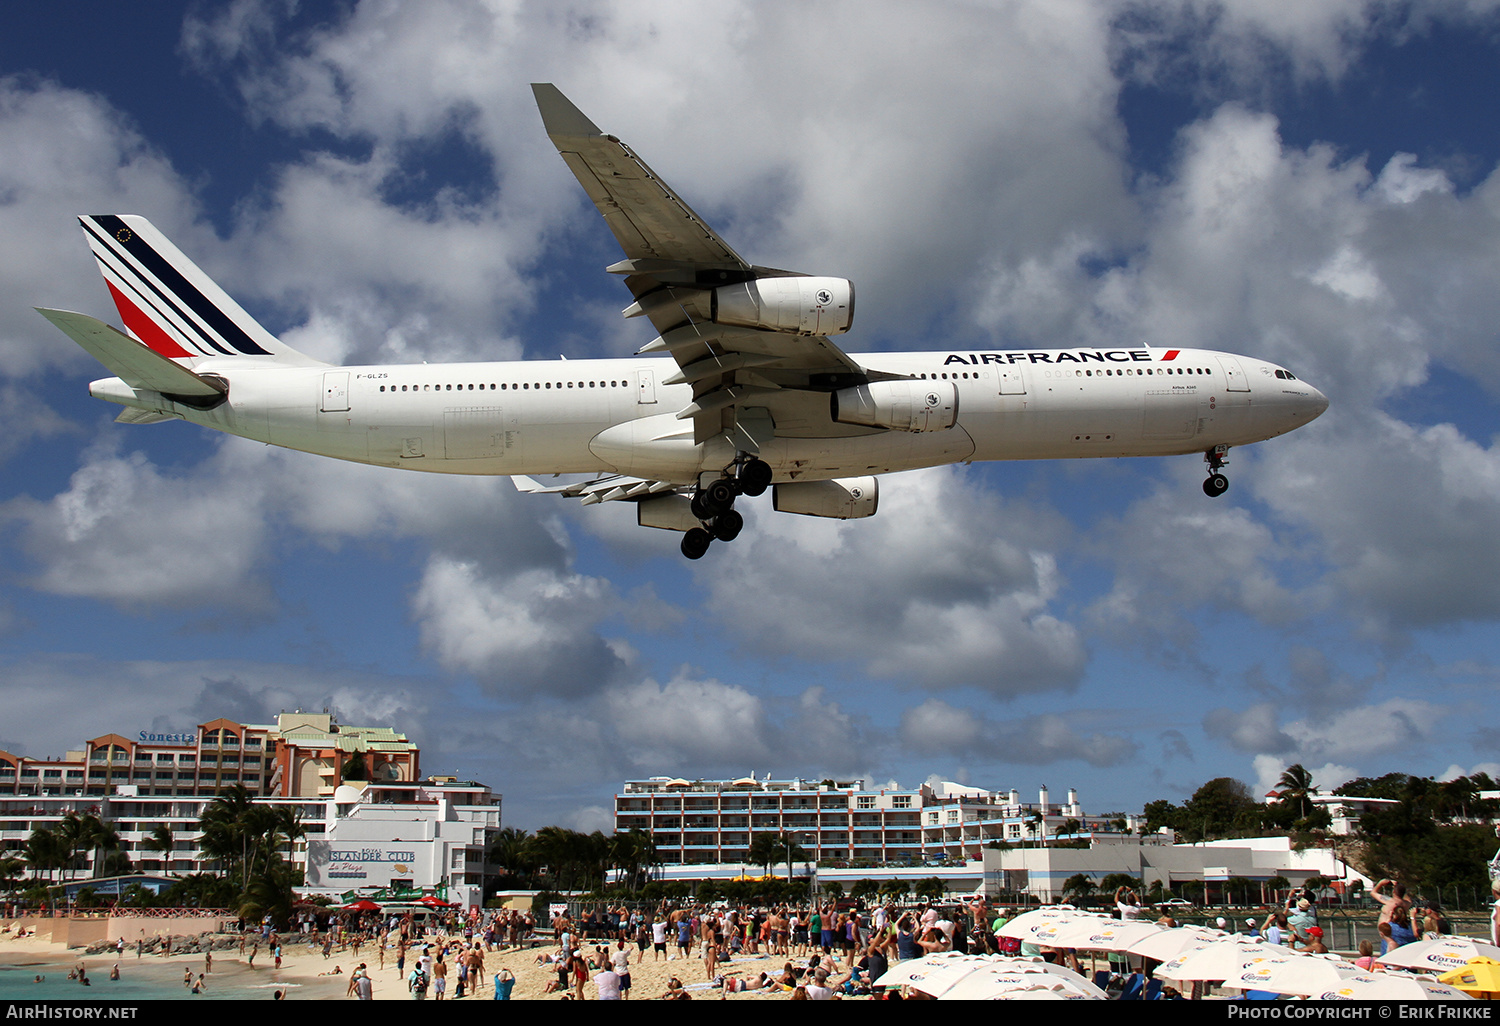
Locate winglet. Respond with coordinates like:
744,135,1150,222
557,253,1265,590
532,83,603,139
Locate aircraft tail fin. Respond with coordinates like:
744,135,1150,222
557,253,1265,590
77,214,320,365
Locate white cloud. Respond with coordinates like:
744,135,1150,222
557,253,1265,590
411,556,625,693
1252,755,1357,799
3,440,274,610
901,698,1137,767
0,77,201,375
697,467,1087,696
1210,697,1444,771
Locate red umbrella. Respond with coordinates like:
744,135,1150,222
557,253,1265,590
342,899,382,911
417,895,455,908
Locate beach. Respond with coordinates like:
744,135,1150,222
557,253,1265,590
0,926,794,1001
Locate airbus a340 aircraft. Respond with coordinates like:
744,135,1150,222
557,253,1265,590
40,85,1327,559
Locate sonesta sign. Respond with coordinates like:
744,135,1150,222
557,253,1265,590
138,731,196,745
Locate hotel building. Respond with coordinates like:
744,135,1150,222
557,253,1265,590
614,775,1122,865
0,713,500,908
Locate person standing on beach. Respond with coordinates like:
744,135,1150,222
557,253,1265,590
1491,882,1500,947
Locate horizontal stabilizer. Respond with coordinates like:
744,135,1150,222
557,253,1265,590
36,308,225,397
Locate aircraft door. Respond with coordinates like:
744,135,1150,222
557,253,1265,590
997,366,1026,395
320,372,350,412
1217,357,1251,392
636,368,657,404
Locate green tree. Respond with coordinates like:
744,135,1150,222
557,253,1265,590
25,826,67,884
1276,764,1316,822
1179,777,1260,841
1062,873,1096,903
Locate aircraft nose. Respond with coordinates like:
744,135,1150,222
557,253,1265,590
1304,384,1330,421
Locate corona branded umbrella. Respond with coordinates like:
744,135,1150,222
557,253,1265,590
873,951,977,990
1223,953,1362,998
878,954,1107,1000
1045,916,1166,952
1128,925,1231,963
1377,937,1500,974
937,963,1109,1001
1154,938,1283,983
1437,957,1500,998
1318,970,1475,1002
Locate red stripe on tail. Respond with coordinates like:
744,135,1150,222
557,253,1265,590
106,281,194,359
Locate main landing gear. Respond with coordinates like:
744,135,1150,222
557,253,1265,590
1203,445,1230,497
679,458,772,560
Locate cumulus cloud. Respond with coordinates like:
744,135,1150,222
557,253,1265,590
411,556,625,694
3,440,275,610
696,467,1087,696
1209,697,1445,774
900,698,1138,767
0,77,201,375
1251,755,1358,799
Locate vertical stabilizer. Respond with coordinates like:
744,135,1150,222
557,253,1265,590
77,214,320,365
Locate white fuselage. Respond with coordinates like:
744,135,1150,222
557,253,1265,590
90,345,1328,484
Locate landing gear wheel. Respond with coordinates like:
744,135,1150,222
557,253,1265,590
704,477,738,510
690,492,714,521
681,527,713,560
712,509,744,542
738,459,772,497
1203,473,1229,498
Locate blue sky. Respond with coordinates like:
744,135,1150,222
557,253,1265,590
3,1,1500,831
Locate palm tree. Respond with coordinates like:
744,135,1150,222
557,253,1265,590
489,827,535,886
609,828,658,891
25,826,67,884
197,785,260,888
1277,764,1317,822
141,824,175,873
1062,873,1096,903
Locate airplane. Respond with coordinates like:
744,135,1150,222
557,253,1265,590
38,84,1328,560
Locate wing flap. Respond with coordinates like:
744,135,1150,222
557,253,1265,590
511,474,679,503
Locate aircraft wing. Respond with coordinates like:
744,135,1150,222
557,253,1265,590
511,473,681,505
534,84,876,445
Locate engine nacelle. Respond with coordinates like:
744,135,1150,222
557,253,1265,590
773,477,878,520
712,276,854,336
831,380,958,432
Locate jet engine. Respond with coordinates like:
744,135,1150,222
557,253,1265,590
712,276,854,336
830,380,958,432
772,477,878,520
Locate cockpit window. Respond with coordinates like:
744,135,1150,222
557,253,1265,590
1274,369,1299,380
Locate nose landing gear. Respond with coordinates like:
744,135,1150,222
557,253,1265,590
1203,445,1230,497
678,458,773,559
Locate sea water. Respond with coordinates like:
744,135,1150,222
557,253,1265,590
0,959,327,1001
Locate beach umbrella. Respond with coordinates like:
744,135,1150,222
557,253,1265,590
874,951,980,989
1045,917,1165,952
1318,970,1475,1002
342,899,381,911
1127,926,1228,962
993,907,1088,940
883,954,1108,1001
1378,937,1500,974
1437,957,1500,998
937,964,1108,1001
1223,953,1362,998
1154,938,1278,982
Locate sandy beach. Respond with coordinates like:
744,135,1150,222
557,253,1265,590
0,927,796,1001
